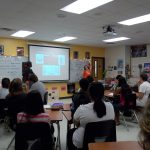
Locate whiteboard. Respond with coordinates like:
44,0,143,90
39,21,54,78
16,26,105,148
0,56,28,80
69,60,89,83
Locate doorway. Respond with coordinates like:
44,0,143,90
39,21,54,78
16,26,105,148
91,57,105,81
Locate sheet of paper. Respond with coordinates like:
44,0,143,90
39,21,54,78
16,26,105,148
108,93,113,96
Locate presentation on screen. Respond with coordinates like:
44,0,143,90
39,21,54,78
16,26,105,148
29,45,69,81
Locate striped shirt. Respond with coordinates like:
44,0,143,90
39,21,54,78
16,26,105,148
17,112,50,123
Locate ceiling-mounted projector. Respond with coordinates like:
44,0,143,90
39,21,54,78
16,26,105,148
102,25,117,36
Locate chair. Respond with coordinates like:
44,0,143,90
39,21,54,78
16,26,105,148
120,93,139,131
0,99,6,122
82,120,116,150
15,122,53,150
43,91,48,105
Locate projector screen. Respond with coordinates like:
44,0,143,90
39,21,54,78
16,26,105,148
29,45,69,81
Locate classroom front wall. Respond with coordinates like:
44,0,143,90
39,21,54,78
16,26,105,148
0,37,105,97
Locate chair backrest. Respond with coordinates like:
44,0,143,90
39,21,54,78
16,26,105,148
15,122,53,150
0,99,5,119
43,91,48,105
83,120,116,150
124,93,136,109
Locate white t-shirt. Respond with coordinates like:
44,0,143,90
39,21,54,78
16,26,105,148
73,102,115,148
137,81,150,107
30,81,46,101
0,88,9,99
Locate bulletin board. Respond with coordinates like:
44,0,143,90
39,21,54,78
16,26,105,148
0,56,28,80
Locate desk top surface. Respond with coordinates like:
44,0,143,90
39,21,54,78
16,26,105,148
88,141,142,150
46,110,63,121
63,103,71,111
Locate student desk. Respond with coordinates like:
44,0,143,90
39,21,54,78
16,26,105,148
88,141,142,150
46,110,63,150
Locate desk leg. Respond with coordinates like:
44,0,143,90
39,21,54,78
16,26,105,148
55,121,61,150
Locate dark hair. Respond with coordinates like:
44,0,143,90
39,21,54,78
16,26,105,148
84,65,89,70
116,75,122,80
87,76,94,84
29,74,38,83
79,78,89,91
118,77,131,96
24,90,44,115
88,82,106,118
9,78,23,95
2,78,10,88
140,74,148,81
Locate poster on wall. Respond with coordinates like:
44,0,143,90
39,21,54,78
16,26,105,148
131,44,147,57
0,45,4,55
117,59,123,70
73,51,78,59
17,47,24,56
85,52,90,59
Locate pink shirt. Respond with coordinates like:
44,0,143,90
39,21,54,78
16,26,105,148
17,112,50,123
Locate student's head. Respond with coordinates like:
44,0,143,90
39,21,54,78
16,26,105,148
139,100,150,150
140,74,148,82
28,74,38,83
9,78,23,96
84,65,89,70
87,76,94,84
88,82,106,118
115,75,122,84
79,78,89,91
1,78,10,88
118,76,127,87
24,90,44,115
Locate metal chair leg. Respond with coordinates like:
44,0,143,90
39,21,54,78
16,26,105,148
6,134,15,150
133,111,139,123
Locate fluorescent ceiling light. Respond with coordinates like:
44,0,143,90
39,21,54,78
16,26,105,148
103,37,130,42
118,14,150,26
11,30,35,37
61,0,114,14
54,36,77,42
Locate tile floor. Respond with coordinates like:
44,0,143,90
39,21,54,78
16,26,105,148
0,99,140,150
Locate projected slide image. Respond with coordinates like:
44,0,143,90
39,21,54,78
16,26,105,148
36,54,44,64
58,55,65,65
43,65,60,76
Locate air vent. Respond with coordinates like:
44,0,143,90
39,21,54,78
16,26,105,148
0,27,14,31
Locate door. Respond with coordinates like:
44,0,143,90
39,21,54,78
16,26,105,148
91,57,105,81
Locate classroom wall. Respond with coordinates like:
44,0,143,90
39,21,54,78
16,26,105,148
105,46,126,78
130,45,150,77
0,37,105,97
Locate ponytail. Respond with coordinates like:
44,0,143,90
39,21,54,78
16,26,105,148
93,97,106,118
88,82,106,118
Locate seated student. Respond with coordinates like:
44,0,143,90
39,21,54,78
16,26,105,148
0,78,10,99
67,82,115,150
136,74,150,107
139,100,150,150
110,75,122,91
71,78,90,114
17,90,52,125
6,78,26,129
28,74,46,102
113,76,132,125
87,76,94,84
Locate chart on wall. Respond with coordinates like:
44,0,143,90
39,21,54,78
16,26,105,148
0,56,28,80
69,60,89,83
